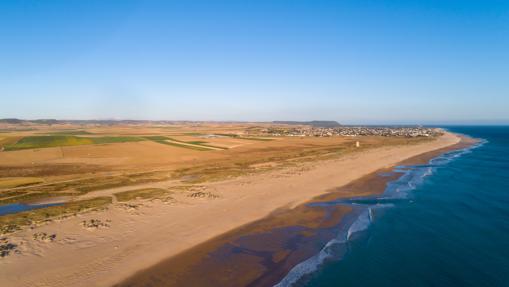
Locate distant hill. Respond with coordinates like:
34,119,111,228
0,119,155,125
1,119,342,128
272,121,341,128
0,118,24,124
0,118,59,125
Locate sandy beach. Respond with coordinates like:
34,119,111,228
0,132,460,287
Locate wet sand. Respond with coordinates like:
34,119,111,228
115,172,396,287
117,136,476,287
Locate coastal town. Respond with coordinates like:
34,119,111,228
256,126,442,138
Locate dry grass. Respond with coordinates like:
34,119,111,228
0,177,44,189
0,197,112,234
114,188,172,202
172,136,433,184
0,171,171,205
0,123,436,231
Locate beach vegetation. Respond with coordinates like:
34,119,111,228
0,197,112,234
114,188,172,202
0,171,171,205
0,177,44,189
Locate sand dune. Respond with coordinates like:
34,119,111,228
0,132,460,287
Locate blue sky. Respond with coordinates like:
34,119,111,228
1,0,508,124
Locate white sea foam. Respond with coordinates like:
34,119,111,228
274,139,486,287
273,215,353,287
273,236,347,287
347,209,371,240
275,204,393,287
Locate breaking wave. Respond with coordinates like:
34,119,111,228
274,139,486,287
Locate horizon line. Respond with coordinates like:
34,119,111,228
2,117,509,126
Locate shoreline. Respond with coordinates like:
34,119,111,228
116,134,476,287
0,133,462,287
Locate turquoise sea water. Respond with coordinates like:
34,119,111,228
281,126,509,287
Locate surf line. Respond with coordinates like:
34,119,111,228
274,139,486,287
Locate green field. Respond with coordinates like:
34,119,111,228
47,130,92,135
165,137,226,149
1,134,247,151
148,138,210,151
143,136,169,141
88,136,145,144
3,135,145,151
144,136,226,151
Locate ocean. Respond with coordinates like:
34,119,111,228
116,126,509,287
294,126,509,287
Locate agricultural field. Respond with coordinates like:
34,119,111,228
0,177,44,189
0,121,432,232
2,135,146,151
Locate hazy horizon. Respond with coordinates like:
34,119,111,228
1,1,508,123
3,117,509,126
